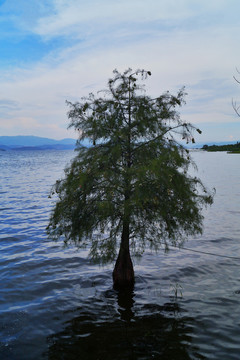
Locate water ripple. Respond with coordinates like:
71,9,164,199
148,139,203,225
1,150,240,359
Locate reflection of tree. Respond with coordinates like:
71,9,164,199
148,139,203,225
117,288,135,322
46,291,203,360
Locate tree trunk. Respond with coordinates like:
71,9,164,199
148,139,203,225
112,222,134,289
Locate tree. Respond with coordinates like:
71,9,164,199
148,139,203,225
47,69,214,289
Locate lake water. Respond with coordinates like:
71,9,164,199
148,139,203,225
0,149,240,359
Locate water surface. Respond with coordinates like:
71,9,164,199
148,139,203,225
0,150,240,359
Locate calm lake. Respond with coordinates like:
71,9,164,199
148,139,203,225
0,149,240,359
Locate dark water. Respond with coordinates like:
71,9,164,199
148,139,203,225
1,150,240,359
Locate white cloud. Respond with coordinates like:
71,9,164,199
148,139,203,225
34,0,188,38
1,0,240,141
32,0,236,40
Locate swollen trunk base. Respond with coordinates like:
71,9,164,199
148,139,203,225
112,249,134,289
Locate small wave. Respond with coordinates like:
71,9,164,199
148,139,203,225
0,236,22,242
209,237,234,243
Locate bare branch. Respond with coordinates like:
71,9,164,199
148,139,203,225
233,76,240,84
232,98,240,117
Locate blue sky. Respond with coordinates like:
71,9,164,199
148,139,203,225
1,0,240,142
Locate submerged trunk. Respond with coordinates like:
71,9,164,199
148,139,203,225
113,222,134,289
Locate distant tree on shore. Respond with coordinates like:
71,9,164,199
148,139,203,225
202,142,240,152
47,68,214,289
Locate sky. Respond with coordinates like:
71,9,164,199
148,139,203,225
1,0,240,142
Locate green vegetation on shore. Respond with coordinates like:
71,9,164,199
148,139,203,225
202,142,240,153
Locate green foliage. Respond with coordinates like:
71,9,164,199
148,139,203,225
202,142,240,152
47,68,214,263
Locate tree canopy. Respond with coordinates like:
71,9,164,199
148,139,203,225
47,68,214,288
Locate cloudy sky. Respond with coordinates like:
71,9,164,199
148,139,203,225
1,0,240,142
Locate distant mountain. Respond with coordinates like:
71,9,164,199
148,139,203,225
0,135,76,146
0,145,9,150
0,135,90,150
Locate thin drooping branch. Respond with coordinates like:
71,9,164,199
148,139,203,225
232,98,240,117
232,68,240,117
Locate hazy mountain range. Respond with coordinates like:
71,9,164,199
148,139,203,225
0,135,239,151
0,135,90,150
